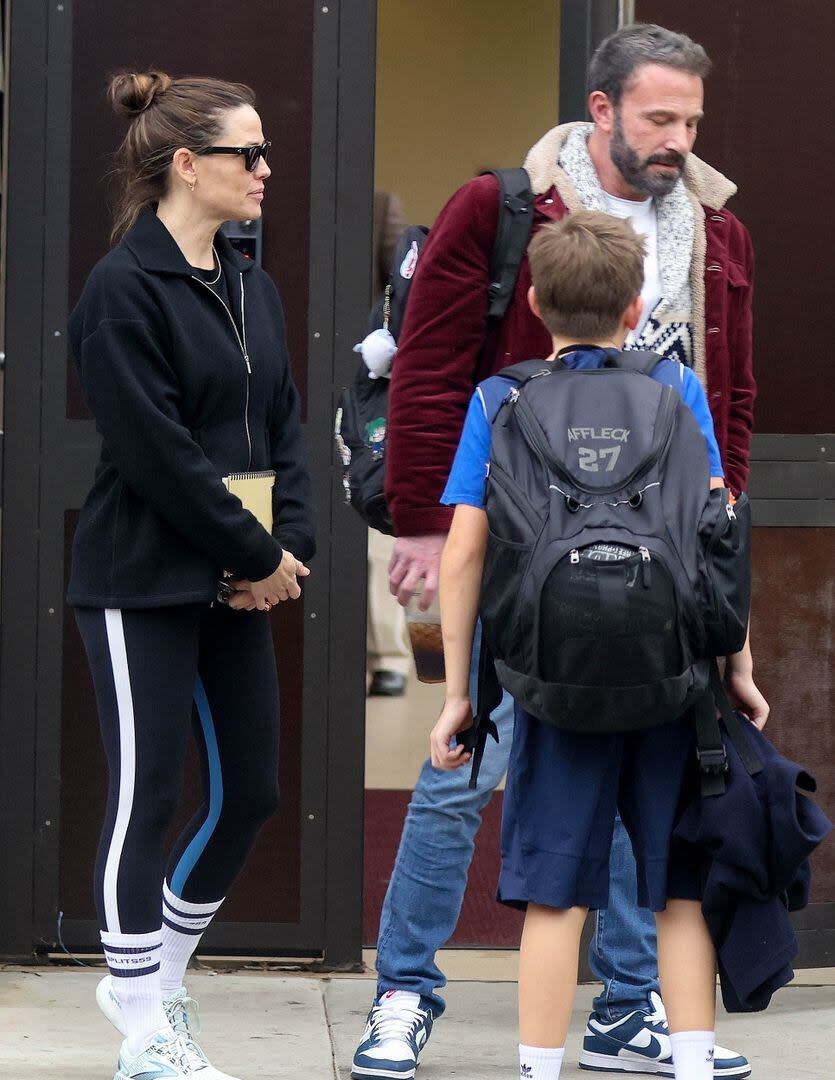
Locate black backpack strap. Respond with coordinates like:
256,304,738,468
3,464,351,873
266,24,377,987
457,634,502,789
483,168,534,320
604,349,664,377
694,658,764,797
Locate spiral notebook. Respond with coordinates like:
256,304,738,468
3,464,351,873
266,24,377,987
222,470,276,532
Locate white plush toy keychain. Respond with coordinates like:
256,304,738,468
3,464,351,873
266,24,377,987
353,284,397,379
354,326,397,379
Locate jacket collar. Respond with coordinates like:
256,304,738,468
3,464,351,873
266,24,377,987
523,121,737,212
122,209,257,276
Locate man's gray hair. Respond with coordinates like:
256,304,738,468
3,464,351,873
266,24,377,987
587,23,712,105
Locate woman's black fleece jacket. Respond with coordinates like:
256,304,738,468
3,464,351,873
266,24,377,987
67,211,315,608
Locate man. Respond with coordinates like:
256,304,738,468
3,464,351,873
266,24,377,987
353,23,767,1080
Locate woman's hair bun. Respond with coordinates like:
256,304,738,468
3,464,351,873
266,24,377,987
109,71,173,117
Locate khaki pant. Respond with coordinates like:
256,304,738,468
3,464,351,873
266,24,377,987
367,529,412,676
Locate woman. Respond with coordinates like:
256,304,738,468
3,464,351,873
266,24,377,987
68,71,315,1080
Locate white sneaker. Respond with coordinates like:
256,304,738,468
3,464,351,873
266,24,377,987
99,977,242,1080
113,1031,195,1079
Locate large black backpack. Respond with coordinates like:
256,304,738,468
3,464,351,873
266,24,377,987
465,349,754,787
334,168,534,534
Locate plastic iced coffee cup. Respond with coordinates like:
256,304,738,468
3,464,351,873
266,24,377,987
405,588,446,684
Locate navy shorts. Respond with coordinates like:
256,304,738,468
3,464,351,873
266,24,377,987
498,706,702,912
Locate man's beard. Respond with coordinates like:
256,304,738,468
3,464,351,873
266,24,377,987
609,111,686,198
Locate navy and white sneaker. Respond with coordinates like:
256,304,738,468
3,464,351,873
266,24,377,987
579,991,751,1077
351,990,433,1079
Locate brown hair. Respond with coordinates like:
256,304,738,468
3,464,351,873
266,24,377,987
108,70,256,242
527,212,645,339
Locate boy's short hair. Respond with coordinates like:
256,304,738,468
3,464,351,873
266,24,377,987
528,211,645,340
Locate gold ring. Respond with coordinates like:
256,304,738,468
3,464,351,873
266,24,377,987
263,601,272,612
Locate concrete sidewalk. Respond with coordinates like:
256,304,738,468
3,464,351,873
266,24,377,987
2,967,833,1078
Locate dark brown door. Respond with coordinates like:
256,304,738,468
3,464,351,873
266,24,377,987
1,0,374,965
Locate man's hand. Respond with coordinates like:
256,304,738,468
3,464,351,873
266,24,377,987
388,532,447,608
430,697,473,770
231,548,310,611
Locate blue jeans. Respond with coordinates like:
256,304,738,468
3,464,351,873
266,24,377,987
375,630,659,1018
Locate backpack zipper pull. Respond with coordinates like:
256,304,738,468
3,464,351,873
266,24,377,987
569,548,580,564
639,546,651,587
726,501,736,522
500,387,520,427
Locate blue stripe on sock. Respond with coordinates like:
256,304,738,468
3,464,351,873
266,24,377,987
170,677,223,896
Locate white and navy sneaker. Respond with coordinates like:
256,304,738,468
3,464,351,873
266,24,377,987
113,1030,196,1078
578,991,751,1077
351,989,434,1079
98,976,241,1079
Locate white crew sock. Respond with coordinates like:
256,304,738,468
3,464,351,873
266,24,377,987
101,929,170,1057
670,1031,716,1080
159,880,224,993
518,1044,565,1080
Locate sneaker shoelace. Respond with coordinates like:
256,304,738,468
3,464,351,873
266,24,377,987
369,1000,426,1044
147,1034,195,1073
165,996,209,1068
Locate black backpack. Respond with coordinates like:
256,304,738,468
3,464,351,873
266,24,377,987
334,168,534,534
463,349,754,788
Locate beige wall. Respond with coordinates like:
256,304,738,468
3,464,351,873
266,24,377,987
375,1,560,226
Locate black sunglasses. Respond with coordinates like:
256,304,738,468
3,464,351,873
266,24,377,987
197,140,271,172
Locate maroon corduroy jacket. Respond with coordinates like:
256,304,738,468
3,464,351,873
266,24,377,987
385,173,755,536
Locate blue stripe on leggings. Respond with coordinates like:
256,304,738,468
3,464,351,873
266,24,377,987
170,677,223,896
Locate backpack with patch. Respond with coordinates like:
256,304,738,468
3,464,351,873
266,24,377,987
476,349,752,743
334,168,534,535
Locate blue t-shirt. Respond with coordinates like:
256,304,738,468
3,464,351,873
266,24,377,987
442,348,723,508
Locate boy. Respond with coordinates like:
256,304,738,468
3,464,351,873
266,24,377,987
430,212,765,1080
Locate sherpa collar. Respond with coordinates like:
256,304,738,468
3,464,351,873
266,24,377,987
523,122,736,210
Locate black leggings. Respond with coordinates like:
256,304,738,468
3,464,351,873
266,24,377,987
75,602,280,935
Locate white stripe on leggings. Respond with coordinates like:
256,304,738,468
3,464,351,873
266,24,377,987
102,609,137,935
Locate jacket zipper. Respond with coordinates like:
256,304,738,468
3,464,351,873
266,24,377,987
191,272,253,468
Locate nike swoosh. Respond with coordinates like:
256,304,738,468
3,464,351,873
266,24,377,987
624,1033,664,1059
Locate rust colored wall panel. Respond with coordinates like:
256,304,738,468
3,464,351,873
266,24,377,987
635,1,835,433
749,528,834,901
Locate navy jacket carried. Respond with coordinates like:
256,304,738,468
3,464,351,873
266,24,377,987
672,720,831,1012
68,211,315,608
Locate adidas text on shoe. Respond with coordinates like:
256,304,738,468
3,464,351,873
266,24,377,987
578,992,750,1077
351,990,433,1079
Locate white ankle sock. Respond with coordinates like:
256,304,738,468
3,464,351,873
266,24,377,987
159,880,224,993
100,929,170,1057
518,1044,564,1080
670,1031,716,1080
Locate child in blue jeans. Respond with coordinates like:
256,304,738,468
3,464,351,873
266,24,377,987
430,212,767,1080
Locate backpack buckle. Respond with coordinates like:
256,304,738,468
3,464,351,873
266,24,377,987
696,747,729,775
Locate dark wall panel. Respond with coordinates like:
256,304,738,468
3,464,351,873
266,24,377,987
59,1,315,930
68,0,313,417
635,1,835,433
60,513,305,926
